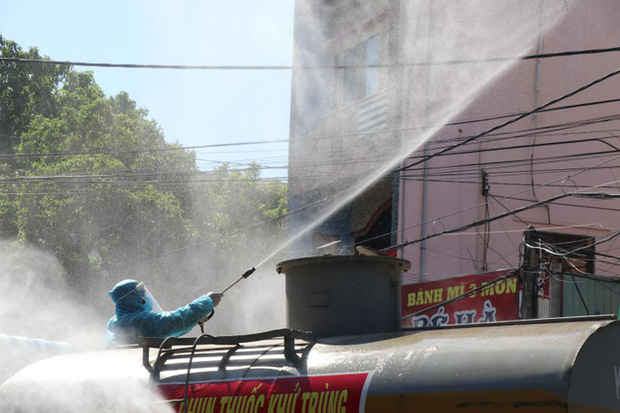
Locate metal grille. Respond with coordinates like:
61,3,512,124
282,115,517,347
358,92,389,133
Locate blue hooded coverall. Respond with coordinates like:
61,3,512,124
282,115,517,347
105,279,214,348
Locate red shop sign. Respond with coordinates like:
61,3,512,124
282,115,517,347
159,372,372,413
401,270,520,328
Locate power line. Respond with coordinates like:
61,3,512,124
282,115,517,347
2,94,616,171
385,191,620,253
288,111,620,176
401,144,620,176
397,68,620,172
10,131,615,185
2,46,619,70
290,98,620,146
400,234,620,305
525,231,620,260
291,147,620,184
0,58,291,71
444,98,620,128
7,140,620,194
538,256,620,285
413,117,620,156
0,139,289,160
358,163,620,276
529,238,620,270
291,144,620,179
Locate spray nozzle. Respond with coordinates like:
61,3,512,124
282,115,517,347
242,267,256,279
221,267,257,294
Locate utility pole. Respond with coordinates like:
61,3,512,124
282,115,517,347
521,226,538,319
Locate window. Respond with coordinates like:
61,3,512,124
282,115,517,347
530,231,594,277
337,35,381,106
365,35,380,97
342,42,365,104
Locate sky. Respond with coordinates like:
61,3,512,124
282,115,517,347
0,0,294,179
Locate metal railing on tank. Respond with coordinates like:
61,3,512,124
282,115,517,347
139,329,315,412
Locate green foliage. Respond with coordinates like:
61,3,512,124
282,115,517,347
187,163,287,271
1,56,200,291
0,36,288,299
0,35,69,153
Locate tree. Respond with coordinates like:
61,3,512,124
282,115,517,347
0,37,288,310
0,35,68,154
180,163,287,275
6,70,198,297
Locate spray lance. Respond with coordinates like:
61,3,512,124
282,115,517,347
197,267,256,333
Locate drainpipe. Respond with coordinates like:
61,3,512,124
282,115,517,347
419,2,435,281
419,143,430,281
530,0,545,201
392,0,404,257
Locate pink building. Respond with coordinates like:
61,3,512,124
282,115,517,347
289,1,620,317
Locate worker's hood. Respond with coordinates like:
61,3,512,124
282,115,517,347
109,279,162,314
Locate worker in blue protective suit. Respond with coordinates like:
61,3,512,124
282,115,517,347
105,279,223,348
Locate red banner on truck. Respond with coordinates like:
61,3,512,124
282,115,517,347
159,372,372,413
401,270,520,328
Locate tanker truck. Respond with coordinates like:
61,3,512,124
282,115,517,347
2,255,620,412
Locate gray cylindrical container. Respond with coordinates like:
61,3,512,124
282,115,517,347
276,255,411,337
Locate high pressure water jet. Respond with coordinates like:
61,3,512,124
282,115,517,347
198,267,256,333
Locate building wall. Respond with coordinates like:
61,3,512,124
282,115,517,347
288,0,620,307
288,0,401,255
398,1,620,287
